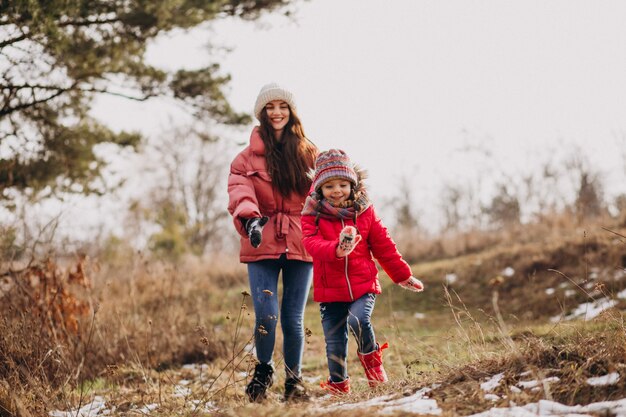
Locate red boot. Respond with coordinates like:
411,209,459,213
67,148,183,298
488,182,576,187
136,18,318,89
320,377,351,395
357,342,389,387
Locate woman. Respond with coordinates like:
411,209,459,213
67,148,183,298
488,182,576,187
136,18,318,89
227,83,317,402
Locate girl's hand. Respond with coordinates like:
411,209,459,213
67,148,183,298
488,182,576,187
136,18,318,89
398,276,424,292
336,226,362,257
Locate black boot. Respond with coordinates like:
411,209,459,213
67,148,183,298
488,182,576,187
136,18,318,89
284,376,309,402
246,363,274,402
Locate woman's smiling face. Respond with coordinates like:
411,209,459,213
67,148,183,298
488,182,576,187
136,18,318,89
265,100,290,134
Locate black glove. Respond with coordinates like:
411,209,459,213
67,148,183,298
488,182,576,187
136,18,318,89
245,216,269,248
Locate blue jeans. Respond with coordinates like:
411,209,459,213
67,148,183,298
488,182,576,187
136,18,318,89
247,255,312,379
320,293,377,382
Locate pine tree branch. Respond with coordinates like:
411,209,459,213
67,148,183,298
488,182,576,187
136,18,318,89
0,88,66,116
0,33,28,49
1,82,155,116
57,17,122,28
77,86,154,101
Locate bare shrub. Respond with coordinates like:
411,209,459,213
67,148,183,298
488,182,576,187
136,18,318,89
130,126,233,259
484,183,521,229
565,151,606,222
0,257,94,410
390,175,430,263
0,248,248,413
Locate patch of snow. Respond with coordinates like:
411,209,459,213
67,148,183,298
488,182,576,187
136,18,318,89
481,373,504,392
485,394,501,401
509,385,522,393
137,403,158,413
545,288,555,295
517,377,559,389
566,298,618,321
244,343,256,355
467,398,626,417
564,289,577,297
49,397,109,417
587,372,620,386
378,390,442,415
617,288,626,299
178,379,191,385
331,394,396,410
502,267,515,277
552,298,618,322
182,363,209,372
173,384,191,397
589,271,598,280
614,269,625,280
558,283,569,289
414,312,426,319
584,282,595,289
323,387,442,415
445,273,458,285
188,400,218,412
304,375,322,383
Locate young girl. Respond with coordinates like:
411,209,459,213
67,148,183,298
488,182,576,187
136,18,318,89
301,149,424,394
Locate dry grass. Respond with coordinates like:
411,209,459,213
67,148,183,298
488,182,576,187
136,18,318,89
0,252,252,415
396,221,626,322
424,317,626,416
396,210,626,263
1,214,625,416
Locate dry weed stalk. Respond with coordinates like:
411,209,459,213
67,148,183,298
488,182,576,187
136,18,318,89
443,285,486,361
188,291,256,415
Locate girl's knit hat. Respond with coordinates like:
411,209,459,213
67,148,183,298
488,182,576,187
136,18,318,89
311,149,358,191
254,83,297,121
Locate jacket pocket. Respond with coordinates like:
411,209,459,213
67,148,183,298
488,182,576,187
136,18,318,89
367,260,379,278
324,258,348,289
320,261,328,288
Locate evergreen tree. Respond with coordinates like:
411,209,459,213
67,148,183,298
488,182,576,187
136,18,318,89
0,0,292,197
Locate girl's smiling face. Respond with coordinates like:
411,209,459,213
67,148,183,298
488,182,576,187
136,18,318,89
265,100,290,135
321,179,352,205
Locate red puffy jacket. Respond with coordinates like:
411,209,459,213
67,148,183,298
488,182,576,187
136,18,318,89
228,127,313,263
301,205,411,302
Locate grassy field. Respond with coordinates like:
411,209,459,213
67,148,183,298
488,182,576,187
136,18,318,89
1,221,625,416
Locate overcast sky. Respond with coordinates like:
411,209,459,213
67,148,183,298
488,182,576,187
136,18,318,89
90,0,626,231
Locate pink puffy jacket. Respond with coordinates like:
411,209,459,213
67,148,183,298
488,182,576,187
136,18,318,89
228,127,313,263
301,205,411,303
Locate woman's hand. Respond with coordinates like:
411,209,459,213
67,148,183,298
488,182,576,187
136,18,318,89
245,216,269,248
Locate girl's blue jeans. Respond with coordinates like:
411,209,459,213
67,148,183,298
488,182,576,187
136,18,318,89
320,292,377,382
247,255,312,379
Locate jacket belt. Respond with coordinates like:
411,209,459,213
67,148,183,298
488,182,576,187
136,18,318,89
273,211,290,240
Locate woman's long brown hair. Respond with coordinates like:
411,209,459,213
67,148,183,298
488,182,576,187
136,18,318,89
258,106,317,197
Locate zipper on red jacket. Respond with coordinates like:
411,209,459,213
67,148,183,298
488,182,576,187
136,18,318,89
341,219,354,301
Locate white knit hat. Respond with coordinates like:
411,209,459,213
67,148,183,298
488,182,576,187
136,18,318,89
254,83,297,121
